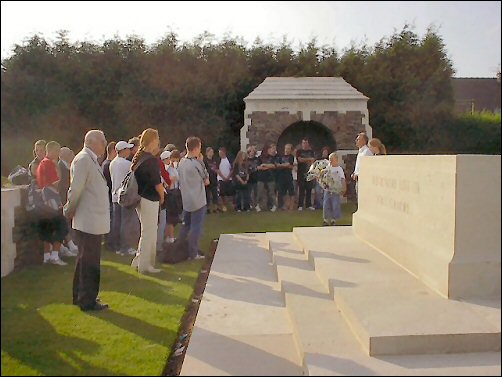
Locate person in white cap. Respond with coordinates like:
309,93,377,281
109,141,140,256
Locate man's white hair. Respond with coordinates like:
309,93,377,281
84,130,105,147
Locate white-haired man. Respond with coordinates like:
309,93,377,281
64,130,110,311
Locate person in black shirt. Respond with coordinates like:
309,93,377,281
276,143,295,210
246,145,259,209
130,128,164,274
232,151,250,211
203,147,219,213
256,142,278,212
296,138,316,210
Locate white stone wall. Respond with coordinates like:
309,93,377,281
1,188,21,277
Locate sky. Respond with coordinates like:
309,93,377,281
1,1,500,77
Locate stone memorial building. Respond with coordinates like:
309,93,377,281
240,77,372,173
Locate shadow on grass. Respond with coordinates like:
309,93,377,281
1,307,113,376
99,309,176,346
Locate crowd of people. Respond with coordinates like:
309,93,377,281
25,127,384,311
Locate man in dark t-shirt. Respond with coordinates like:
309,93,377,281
296,138,316,210
203,147,219,213
276,144,295,210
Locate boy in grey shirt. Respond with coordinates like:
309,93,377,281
177,136,210,260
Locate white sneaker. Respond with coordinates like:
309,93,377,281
271,205,277,212
59,245,71,257
165,238,175,244
190,255,205,260
49,256,67,266
308,206,316,211
68,243,79,253
255,205,261,212
127,248,137,255
298,207,303,211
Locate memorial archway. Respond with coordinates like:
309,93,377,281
277,121,336,155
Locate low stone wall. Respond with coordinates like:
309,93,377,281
1,186,43,277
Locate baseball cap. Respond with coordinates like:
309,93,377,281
160,150,172,160
115,141,134,151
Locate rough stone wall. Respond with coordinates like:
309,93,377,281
311,111,365,150
247,110,365,151
12,187,44,268
247,111,302,151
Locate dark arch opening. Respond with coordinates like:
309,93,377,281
277,121,337,155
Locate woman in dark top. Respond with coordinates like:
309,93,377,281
256,142,278,212
203,147,219,213
130,128,164,274
232,151,250,212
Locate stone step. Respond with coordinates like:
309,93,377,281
292,226,501,356
181,233,302,376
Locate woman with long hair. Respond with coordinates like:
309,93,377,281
130,128,165,274
368,138,387,155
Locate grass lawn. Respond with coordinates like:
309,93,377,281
1,203,356,376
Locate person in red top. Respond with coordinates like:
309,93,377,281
37,141,69,266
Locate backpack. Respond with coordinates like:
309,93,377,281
8,165,30,185
26,181,62,218
157,238,189,264
117,170,141,209
117,155,153,209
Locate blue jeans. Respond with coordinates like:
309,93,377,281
314,181,324,209
323,191,342,221
178,206,207,258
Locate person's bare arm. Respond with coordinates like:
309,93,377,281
155,183,164,205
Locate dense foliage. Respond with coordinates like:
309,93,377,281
1,26,499,175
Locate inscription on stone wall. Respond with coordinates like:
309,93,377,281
372,175,421,214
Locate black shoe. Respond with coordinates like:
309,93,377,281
81,302,109,312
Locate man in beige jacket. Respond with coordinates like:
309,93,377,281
64,130,110,311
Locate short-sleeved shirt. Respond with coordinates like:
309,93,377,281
37,157,59,189
218,157,232,181
257,155,277,182
159,159,171,187
178,157,209,212
134,153,161,201
232,163,249,183
110,156,132,203
296,149,316,180
247,155,259,183
275,154,294,183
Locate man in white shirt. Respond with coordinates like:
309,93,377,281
217,147,233,212
109,141,139,256
351,132,373,198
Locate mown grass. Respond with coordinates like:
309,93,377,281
1,204,356,376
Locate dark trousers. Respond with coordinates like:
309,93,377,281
205,185,218,206
73,230,103,309
298,178,314,208
235,185,251,210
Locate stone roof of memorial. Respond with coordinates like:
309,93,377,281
244,77,369,100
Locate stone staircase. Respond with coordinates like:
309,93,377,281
181,228,501,376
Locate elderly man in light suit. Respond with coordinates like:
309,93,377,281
64,130,110,311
